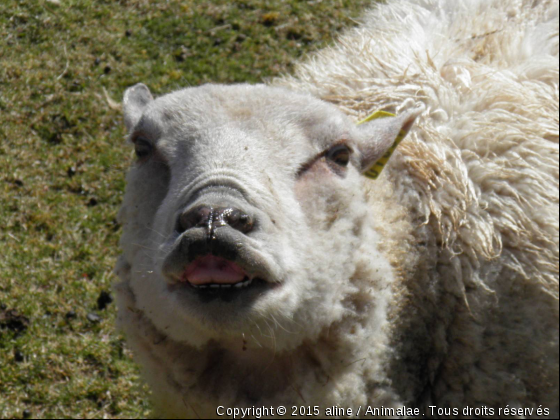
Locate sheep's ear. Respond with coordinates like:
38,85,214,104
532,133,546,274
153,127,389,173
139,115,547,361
123,83,153,131
355,108,421,177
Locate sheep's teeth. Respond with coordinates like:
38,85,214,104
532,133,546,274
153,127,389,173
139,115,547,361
192,280,255,290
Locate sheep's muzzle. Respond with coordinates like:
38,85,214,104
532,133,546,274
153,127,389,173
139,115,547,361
162,224,279,303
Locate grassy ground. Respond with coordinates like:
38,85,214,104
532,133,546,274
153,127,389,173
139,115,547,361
0,0,372,418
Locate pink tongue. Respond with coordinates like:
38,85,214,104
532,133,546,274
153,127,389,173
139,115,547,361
183,255,247,285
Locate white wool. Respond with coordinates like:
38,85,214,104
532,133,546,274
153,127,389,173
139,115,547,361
115,0,559,418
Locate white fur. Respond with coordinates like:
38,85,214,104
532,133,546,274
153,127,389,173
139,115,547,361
115,0,559,417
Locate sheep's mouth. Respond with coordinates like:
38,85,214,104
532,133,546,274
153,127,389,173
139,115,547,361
170,254,273,302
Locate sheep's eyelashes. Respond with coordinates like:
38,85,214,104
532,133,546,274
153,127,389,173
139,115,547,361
134,138,153,159
326,144,351,167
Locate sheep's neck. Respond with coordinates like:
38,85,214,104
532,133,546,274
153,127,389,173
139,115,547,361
196,344,288,400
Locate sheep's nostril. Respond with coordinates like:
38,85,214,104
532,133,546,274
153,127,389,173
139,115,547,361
223,208,254,234
177,206,213,233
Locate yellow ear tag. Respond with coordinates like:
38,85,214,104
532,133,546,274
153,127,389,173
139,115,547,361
357,110,407,180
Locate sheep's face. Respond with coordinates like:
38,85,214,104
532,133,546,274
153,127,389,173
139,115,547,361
119,84,415,351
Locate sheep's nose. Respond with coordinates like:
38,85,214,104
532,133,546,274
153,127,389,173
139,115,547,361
177,205,254,235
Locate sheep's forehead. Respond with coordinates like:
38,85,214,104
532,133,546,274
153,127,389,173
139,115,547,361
138,85,353,160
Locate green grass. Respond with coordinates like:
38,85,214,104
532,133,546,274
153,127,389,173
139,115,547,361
0,0,371,417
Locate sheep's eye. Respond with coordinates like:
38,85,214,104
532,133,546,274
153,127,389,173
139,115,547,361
326,144,351,167
134,138,153,159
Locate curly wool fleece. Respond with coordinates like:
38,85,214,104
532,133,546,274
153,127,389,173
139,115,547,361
115,0,559,417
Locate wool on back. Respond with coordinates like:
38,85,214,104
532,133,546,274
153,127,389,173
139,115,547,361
276,0,559,298
276,0,559,412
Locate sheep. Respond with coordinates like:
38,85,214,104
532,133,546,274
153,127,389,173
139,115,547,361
114,0,559,418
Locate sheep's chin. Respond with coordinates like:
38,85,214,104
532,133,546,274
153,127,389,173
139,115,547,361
129,264,311,351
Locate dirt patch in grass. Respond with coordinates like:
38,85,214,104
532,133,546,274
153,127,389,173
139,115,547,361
0,308,30,335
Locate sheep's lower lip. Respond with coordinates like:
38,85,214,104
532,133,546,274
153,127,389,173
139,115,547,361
186,276,267,293
187,276,258,290
172,276,270,304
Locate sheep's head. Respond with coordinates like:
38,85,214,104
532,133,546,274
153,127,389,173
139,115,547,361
119,84,417,351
